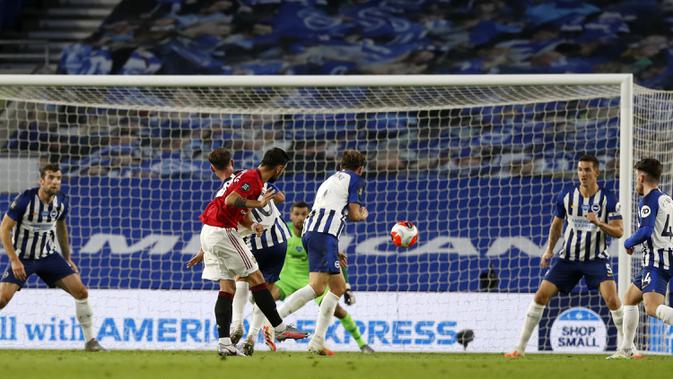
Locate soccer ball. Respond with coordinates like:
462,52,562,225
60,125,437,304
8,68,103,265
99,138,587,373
390,221,419,247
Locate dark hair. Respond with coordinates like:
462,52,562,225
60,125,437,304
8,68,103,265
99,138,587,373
578,154,599,169
340,150,367,171
291,201,310,210
208,148,232,171
40,163,61,178
260,148,290,167
635,158,663,182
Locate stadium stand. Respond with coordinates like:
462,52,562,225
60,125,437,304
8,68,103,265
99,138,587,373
53,0,673,90
0,0,118,73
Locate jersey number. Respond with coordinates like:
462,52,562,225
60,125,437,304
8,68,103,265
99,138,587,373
643,272,652,287
663,215,673,238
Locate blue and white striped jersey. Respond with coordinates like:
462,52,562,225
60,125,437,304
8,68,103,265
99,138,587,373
5,188,68,260
625,188,673,271
554,186,621,261
244,183,291,251
304,170,365,238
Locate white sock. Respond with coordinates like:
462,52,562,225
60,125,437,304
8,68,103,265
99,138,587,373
610,306,624,348
310,291,339,347
75,298,94,342
278,285,316,318
515,301,545,353
656,304,673,325
273,322,287,334
247,305,265,343
231,281,249,329
621,305,639,351
218,337,232,345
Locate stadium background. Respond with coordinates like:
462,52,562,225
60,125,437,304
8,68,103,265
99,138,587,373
0,0,671,356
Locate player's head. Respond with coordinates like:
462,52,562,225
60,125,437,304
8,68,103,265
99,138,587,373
340,150,367,175
290,201,310,230
634,158,663,195
577,155,599,187
260,148,290,183
208,148,234,177
39,163,62,196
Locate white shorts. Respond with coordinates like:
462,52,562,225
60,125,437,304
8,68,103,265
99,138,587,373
200,224,259,281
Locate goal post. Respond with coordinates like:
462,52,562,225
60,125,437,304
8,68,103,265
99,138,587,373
618,75,633,304
0,73,667,353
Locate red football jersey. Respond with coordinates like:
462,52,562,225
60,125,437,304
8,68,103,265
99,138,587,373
200,169,264,228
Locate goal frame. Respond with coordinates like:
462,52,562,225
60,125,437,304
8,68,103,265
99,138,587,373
0,73,634,297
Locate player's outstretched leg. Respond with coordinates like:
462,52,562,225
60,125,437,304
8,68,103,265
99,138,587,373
244,284,285,354
244,272,309,342
230,280,249,344
277,284,316,318
57,274,105,352
505,280,557,358
334,305,373,353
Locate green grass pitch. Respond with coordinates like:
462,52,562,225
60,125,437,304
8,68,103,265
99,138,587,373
0,350,668,379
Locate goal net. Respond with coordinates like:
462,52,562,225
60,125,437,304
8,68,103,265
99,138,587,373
632,88,673,353
0,75,667,353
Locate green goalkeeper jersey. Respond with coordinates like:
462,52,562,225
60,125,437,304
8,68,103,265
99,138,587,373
278,222,310,288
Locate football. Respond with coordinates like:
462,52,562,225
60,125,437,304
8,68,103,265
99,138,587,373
390,221,419,247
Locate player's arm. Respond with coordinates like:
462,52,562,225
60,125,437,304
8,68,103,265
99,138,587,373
225,189,276,209
541,216,564,268
0,214,26,280
541,192,568,268
586,194,624,238
624,199,658,254
585,214,623,238
267,183,285,204
347,203,368,222
56,219,78,272
238,212,264,236
346,177,368,222
186,247,204,268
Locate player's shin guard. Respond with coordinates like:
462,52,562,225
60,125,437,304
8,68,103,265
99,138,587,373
250,283,284,329
277,285,316,318
610,306,624,347
655,304,673,325
621,305,639,351
231,281,249,329
75,298,94,342
340,313,366,348
515,301,545,353
215,291,234,342
311,291,339,347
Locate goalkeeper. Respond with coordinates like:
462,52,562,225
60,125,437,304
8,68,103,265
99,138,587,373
242,201,373,355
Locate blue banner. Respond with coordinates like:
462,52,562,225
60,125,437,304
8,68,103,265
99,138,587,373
0,175,619,292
